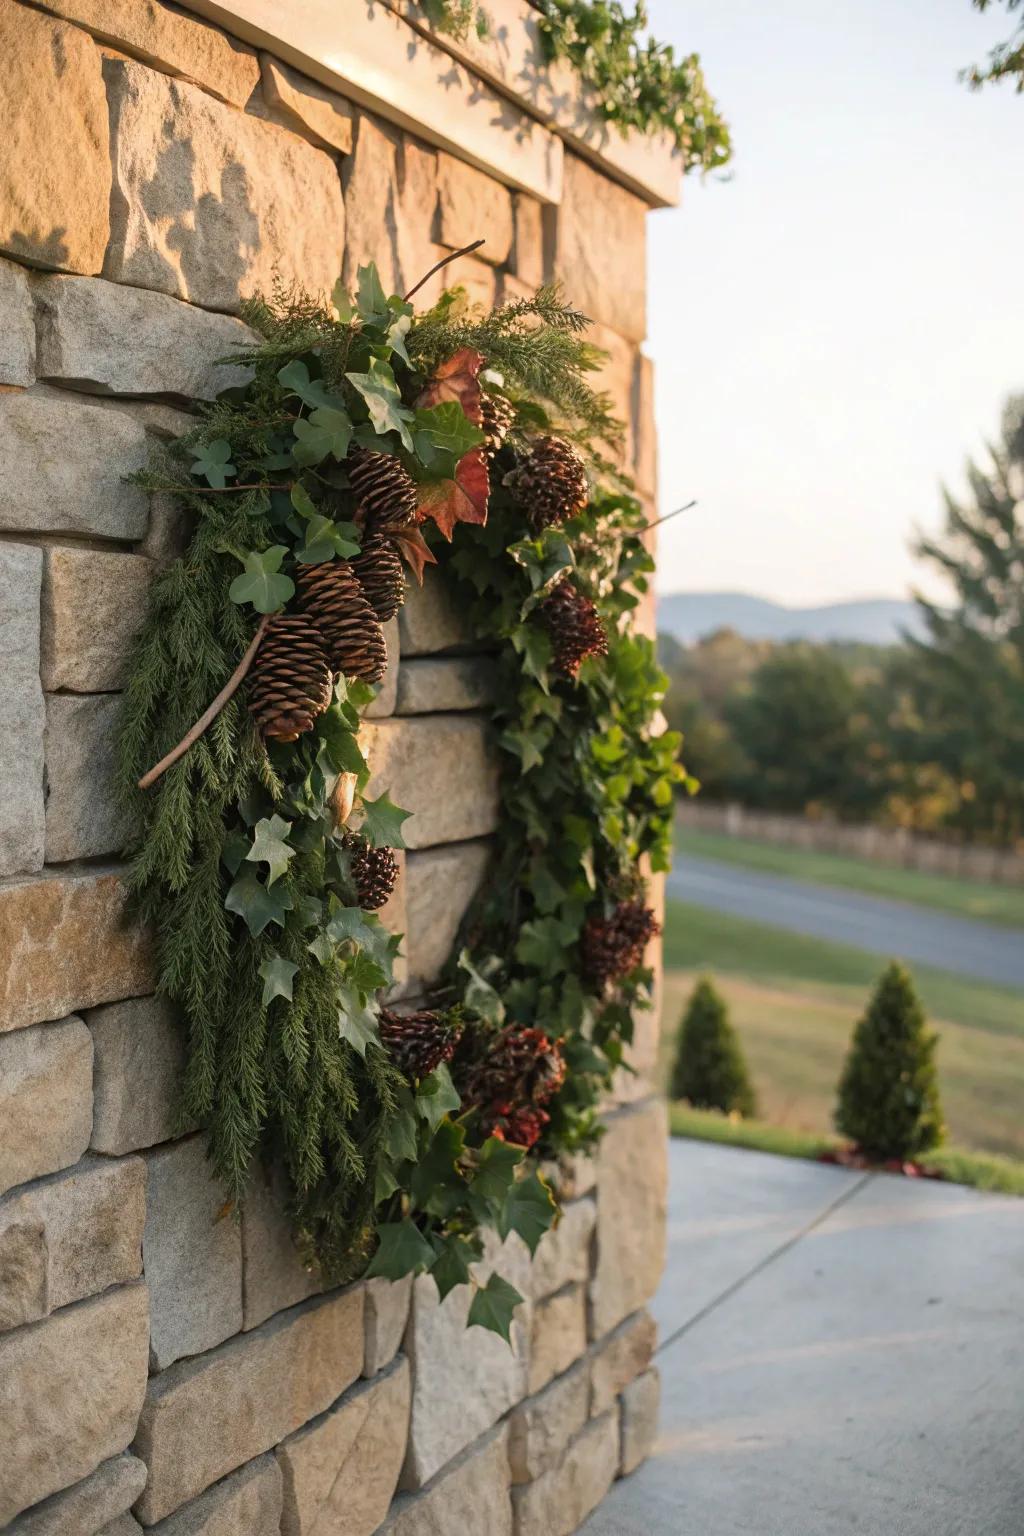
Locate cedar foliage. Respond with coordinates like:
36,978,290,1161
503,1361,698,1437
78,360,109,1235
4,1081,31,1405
835,962,945,1161
670,976,756,1117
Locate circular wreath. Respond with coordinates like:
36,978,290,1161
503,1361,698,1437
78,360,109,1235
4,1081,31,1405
119,261,686,1337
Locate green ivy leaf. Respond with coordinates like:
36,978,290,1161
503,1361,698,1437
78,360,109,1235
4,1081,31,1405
307,931,335,966
456,950,506,1028
245,814,294,886
259,952,299,1006
292,407,353,467
467,1272,524,1342
357,791,413,850
221,827,249,877
295,514,361,565
410,1119,467,1217
277,359,341,412
224,868,294,937
384,1096,420,1164
415,1062,462,1133
190,438,235,488
470,1136,523,1205
430,1234,476,1301
365,1219,435,1281
331,277,353,323
514,917,575,978
336,979,381,1057
346,358,415,451
228,546,294,614
412,401,485,478
498,1171,557,1256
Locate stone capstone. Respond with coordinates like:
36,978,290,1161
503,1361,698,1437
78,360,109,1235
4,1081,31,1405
40,546,153,693
620,1366,660,1475
277,1356,410,1536
511,1409,620,1536
360,718,499,850
380,1425,511,1536
437,153,513,265
104,61,345,315
260,54,355,154
0,1018,92,1196
0,256,34,385
401,841,492,993
394,657,497,715
140,1454,283,1536
507,1359,589,1484
363,1274,413,1376
7,1453,148,1536
528,1284,588,1395
133,1288,365,1524
0,1283,150,1525
0,542,45,877
590,1100,667,1337
44,693,128,863
0,5,109,274
589,1309,657,1416
88,995,195,1156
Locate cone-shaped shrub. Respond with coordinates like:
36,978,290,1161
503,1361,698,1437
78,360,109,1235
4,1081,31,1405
835,962,944,1160
670,977,756,1117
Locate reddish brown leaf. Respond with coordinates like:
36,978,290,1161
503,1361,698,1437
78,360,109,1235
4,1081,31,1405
390,525,438,585
415,347,485,423
415,448,490,541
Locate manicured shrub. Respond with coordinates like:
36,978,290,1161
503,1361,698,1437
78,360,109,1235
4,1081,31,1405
670,977,757,1117
835,961,944,1160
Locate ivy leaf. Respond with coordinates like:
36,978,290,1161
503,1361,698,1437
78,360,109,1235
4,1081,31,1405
245,814,294,886
336,980,381,1057
307,931,335,966
277,358,339,411
355,262,390,326
410,1118,467,1217
365,1219,435,1281
293,407,353,467
228,546,294,614
346,358,415,450
456,950,505,1027
295,514,361,565
415,1062,462,1133
429,1234,476,1302
467,1272,524,1343
190,438,235,488
470,1136,523,1205
514,917,575,978
221,827,249,877
357,791,413,850
414,454,489,541
259,951,299,1006
224,868,294,936
413,401,485,476
384,1099,420,1164
388,311,413,366
498,1171,557,1255
331,277,353,323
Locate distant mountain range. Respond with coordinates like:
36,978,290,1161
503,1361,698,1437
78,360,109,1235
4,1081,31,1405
658,591,925,646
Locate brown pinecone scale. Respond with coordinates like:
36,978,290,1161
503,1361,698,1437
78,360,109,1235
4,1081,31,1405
481,391,515,463
350,533,406,623
538,577,608,679
505,435,589,531
379,1008,465,1081
347,447,419,531
247,614,333,742
343,831,398,911
295,560,388,684
581,899,661,990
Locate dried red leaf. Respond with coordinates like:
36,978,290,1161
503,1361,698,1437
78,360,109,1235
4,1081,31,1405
414,347,489,539
415,347,485,423
390,524,438,586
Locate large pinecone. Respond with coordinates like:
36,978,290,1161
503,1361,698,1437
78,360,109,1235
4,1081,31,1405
581,899,661,990
481,391,515,463
348,447,419,531
343,831,398,911
505,435,589,531
538,577,608,679
379,1008,465,1081
247,614,333,742
295,561,388,684
350,533,406,623
461,1025,567,1116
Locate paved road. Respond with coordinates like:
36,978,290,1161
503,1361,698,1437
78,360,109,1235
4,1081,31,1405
581,1139,1024,1536
668,854,1024,990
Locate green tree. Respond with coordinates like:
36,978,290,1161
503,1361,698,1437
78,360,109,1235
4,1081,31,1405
670,977,756,1117
964,1,1024,91
836,963,944,1161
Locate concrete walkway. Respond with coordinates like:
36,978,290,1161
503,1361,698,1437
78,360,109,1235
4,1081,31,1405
581,1139,1024,1536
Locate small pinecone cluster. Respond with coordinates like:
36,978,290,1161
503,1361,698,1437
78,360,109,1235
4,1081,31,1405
342,831,398,911
538,577,608,679
295,562,388,684
247,614,333,742
460,1025,567,1150
348,447,419,531
379,1008,465,1082
480,391,515,463
505,435,589,531
350,533,406,623
581,899,661,990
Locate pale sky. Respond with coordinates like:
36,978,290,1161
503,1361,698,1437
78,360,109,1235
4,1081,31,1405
646,0,1024,604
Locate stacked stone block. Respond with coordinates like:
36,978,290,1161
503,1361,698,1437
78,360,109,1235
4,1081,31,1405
0,1,664,1528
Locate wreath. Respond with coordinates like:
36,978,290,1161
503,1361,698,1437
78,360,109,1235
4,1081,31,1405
120,246,687,1338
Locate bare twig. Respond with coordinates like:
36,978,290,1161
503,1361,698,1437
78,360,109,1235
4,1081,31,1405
138,615,271,790
404,239,486,302
642,499,697,531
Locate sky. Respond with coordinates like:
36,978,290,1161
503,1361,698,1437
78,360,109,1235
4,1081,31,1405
645,0,1024,604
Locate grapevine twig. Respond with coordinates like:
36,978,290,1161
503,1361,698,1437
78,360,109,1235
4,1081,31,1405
642,499,697,531
404,239,485,302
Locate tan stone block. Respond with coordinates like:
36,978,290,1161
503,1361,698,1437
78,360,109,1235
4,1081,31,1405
88,995,195,1155
44,694,128,863
589,1309,657,1416
588,321,639,473
508,1358,589,1485
96,1514,142,1536
360,718,499,850
260,54,354,153
530,1197,595,1300
437,154,513,266
365,616,400,718
0,1219,47,1334
41,546,153,692
553,154,647,342
402,840,492,993
0,1018,92,1196
278,1357,410,1536
33,0,259,107
620,1365,660,1474
635,352,658,498
7,1452,147,1536
0,1283,150,1524
394,656,497,715
241,1163,321,1331
341,114,442,303
0,256,34,385
512,1410,619,1536
381,1425,511,1536
134,1289,364,1523
511,194,545,288
590,1099,667,1337
0,542,45,877
0,6,109,275
0,869,154,1034
0,1157,145,1328
139,1454,282,1536
397,569,474,655
540,1152,597,1202
442,253,498,311
528,1284,588,1395
363,1274,413,1376
105,61,344,314
0,394,149,540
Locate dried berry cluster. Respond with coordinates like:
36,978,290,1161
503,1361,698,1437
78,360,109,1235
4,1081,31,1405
538,576,609,679
581,899,661,990
459,1025,568,1150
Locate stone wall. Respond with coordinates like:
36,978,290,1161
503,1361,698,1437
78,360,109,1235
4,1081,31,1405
0,1,667,1530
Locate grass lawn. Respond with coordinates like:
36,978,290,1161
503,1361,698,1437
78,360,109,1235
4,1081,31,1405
674,824,1024,929
659,898,1024,1160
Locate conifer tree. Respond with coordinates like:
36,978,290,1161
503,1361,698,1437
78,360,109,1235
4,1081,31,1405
670,977,756,1117
836,962,945,1160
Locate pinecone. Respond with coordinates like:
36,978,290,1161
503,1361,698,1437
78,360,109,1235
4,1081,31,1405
342,831,398,911
379,1008,465,1081
505,435,589,531
247,614,333,742
581,899,661,990
480,391,515,463
538,578,608,679
461,1026,567,1115
350,533,406,623
347,447,419,531
487,1104,549,1150
295,561,388,684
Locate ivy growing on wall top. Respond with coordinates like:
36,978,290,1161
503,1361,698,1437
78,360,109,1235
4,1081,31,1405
119,261,687,1338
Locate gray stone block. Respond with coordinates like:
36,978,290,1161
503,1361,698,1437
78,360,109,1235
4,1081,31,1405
7,1452,147,1536
530,1197,595,1300
141,1454,282,1536
241,1163,321,1331
41,546,153,693
437,152,513,265
508,1359,589,1484
529,1283,588,1395
44,694,128,863
260,54,355,153
402,840,491,993
619,1365,660,1475
397,570,474,655
380,1424,511,1536
0,394,149,539
589,1310,657,1417
394,656,497,715
363,1274,413,1376
511,1409,619,1536
0,256,34,385
88,995,194,1156
0,1018,92,1197
360,719,498,850
589,1100,667,1337
0,542,45,876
